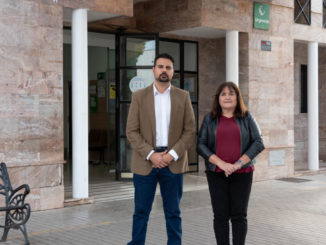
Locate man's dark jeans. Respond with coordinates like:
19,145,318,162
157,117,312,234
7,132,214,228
128,167,183,245
206,171,253,245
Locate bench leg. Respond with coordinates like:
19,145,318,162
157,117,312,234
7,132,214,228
1,227,10,242
1,214,10,242
19,224,29,245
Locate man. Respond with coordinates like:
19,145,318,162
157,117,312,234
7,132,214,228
126,53,196,245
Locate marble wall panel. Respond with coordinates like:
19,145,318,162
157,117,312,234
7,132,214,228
134,0,201,33
59,0,133,16
270,5,293,38
0,0,65,210
39,139,64,163
0,140,40,165
201,0,251,32
39,49,63,74
26,188,41,211
198,38,225,125
60,0,92,9
254,148,294,181
40,185,64,210
7,164,62,189
0,0,39,24
247,32,294,178
239,32,249,106
271,0,293,8
40,27,63,51
39,4,62,29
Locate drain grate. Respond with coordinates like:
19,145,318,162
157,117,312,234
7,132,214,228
277,177,312,183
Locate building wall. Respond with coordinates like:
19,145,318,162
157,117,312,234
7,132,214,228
134,0,326,180
200,1,296,180
134,0,202,32
0,0,64,211
320,47,326,165
293,42,308,170
198,38,225,124
293,43,326,170
61,0,133,16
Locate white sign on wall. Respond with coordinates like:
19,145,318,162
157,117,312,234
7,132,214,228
129,76,148,92
269,150,285,166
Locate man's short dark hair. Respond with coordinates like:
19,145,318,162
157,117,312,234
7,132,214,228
153,53,174,67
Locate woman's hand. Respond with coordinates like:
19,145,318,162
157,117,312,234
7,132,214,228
208,154,239,177
218,162,235,177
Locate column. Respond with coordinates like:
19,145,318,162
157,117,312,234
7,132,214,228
226,30,239,86
308,42,319,171
72,9,89,198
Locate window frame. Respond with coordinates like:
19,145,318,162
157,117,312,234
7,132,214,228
294,0,311,25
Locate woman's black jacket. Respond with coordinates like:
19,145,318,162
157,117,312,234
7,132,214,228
197,112,265,172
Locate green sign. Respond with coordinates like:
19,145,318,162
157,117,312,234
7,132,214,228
254,2,270,30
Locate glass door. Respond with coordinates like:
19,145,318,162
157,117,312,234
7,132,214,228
159,38,199,172
116,33,158,180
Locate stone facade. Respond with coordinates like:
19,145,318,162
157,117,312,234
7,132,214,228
294,42,308,171
0,0,64,211
1,0,326,211
294,43,326,170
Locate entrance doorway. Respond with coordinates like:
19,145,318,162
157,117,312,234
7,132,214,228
63,30,199,188
63,30,116,187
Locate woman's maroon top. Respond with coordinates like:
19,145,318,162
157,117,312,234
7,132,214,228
215,115,254,173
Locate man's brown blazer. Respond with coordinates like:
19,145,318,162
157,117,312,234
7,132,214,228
126,84,196,176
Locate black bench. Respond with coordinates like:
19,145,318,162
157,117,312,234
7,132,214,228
0,162,30,245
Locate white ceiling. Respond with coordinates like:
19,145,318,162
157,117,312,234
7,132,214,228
63,8,119,23
164,27,226,39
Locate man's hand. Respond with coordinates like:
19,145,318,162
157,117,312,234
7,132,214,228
162,152,174,165
150,152,168,168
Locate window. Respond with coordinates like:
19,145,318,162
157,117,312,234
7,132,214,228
300,65,307,113
294,0,311,25
323,0,326,28
159,39,199,171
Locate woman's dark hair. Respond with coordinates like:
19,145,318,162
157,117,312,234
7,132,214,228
154,53,174,67
211,81,248,119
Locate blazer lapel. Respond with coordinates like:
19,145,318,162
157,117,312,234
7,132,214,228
168,86,177,147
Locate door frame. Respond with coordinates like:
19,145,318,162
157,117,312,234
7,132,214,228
115,32,159,180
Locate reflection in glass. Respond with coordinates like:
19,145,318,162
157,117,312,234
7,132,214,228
171,73,180,88
120,69,154,101
159,41,180,70
184,42,197,72
120,138,132,171
184,73,198,102
125,38,155,66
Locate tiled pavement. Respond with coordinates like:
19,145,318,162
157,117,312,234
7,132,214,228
1,173,326,245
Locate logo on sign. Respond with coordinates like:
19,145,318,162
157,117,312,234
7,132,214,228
258,5,266,16
129,76,147,92
254,3,270,30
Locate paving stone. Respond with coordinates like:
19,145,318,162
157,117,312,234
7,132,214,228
1,173,325,245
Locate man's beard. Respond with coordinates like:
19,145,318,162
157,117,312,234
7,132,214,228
158,73,170,83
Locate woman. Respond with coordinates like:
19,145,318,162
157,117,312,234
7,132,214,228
197,82,264,245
